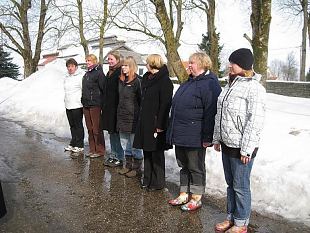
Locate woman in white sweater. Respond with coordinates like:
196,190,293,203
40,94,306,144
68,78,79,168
64,58,85,154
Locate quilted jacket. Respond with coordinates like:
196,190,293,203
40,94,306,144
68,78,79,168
213,73,266,157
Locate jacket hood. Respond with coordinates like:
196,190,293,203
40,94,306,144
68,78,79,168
65,68,84,78
252,72,261,81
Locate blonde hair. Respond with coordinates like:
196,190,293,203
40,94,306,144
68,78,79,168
243,70,254,77
120,56,138,82
189,52,212,71
146,54,164,70
107,50,121,63
85,54,98,64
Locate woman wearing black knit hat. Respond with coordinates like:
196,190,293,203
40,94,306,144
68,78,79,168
213,48,266,233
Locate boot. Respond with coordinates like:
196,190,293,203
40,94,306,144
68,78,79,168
125,158,142,178
118,156,133,175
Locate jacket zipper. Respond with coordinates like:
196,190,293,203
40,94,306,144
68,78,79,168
219,77,238,141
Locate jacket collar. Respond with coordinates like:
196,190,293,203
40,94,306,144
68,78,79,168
188,70,210,81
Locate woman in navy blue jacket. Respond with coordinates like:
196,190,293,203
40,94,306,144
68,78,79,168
167,52,221,211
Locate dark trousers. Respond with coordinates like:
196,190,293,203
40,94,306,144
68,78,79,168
83,107,105,155
0,182,6,218
175,146,206,195
143,150,165,189
66,108,84,148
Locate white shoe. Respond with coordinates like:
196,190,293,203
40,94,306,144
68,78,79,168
72,147,84,153
64,145,74,151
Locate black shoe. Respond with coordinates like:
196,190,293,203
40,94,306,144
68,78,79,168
147,187,164,192
109,159,123,168
140,183,148,190
103,158,114,166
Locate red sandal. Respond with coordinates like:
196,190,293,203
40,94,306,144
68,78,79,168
168,195,189,206
215,220,234,232
180,199,202,211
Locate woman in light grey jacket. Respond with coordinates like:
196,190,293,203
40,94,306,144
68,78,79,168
213,48,266,233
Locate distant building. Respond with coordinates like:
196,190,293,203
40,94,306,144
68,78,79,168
37,52,59,71
39,35,147,76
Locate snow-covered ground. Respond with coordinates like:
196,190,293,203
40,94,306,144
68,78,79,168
0,60,309,226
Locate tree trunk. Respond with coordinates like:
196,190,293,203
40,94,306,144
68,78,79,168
77,0,89,57
0,0,49,78
33,0,48,76
308,11,310,47
151,0,188,82
300,0,308,81
250,0,272,86
99,0,108,64
206,0,219,76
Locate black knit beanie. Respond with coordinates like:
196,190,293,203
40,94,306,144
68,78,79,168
229,48,254,70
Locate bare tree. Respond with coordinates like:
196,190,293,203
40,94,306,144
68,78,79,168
269,59,284,79
90,0,130,64
0,0,53,78
53,0,90,57
54,0,127,63
282,52,298,81
114,0,188,82
189,0,220,76
243,0,272,86
276,0,309,81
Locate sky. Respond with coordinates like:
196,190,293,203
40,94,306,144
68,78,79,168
116,1,309,71
0,59,310,226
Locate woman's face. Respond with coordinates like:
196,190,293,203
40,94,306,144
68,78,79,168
122,64,129,74
228,62,243,75
86,58,94,68
188,58,204,76
67,64,77,74
108,54,118,67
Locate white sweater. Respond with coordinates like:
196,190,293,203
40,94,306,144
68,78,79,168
64,69,84,110
213,73,266,157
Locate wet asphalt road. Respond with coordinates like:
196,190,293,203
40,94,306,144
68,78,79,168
0,118,309,233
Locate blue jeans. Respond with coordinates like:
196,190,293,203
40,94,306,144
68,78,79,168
175,146,206,195
222,152,254,226
109,133,124,161
119,133,143,159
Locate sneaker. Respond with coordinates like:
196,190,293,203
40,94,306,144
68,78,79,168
103,158,115,166
109,159,123,167
71,147,84,153
64,145,73,151
215,220,234,232
85,152,93,157
225,226,247,233
180,199,202,211
89,153,103,158
168,195,189,206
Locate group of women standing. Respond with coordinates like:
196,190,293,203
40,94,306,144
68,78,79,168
64,48,266,233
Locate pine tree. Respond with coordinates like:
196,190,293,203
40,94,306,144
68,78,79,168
0,48,20,79
198,32,224,77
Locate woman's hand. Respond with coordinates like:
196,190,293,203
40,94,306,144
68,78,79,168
241,155,251,164
156,128,164,133
202,142,212,148
213,143,221,152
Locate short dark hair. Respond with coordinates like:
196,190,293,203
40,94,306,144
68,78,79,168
66,58,78,67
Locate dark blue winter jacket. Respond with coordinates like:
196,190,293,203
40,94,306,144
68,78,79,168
167,71,221,148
